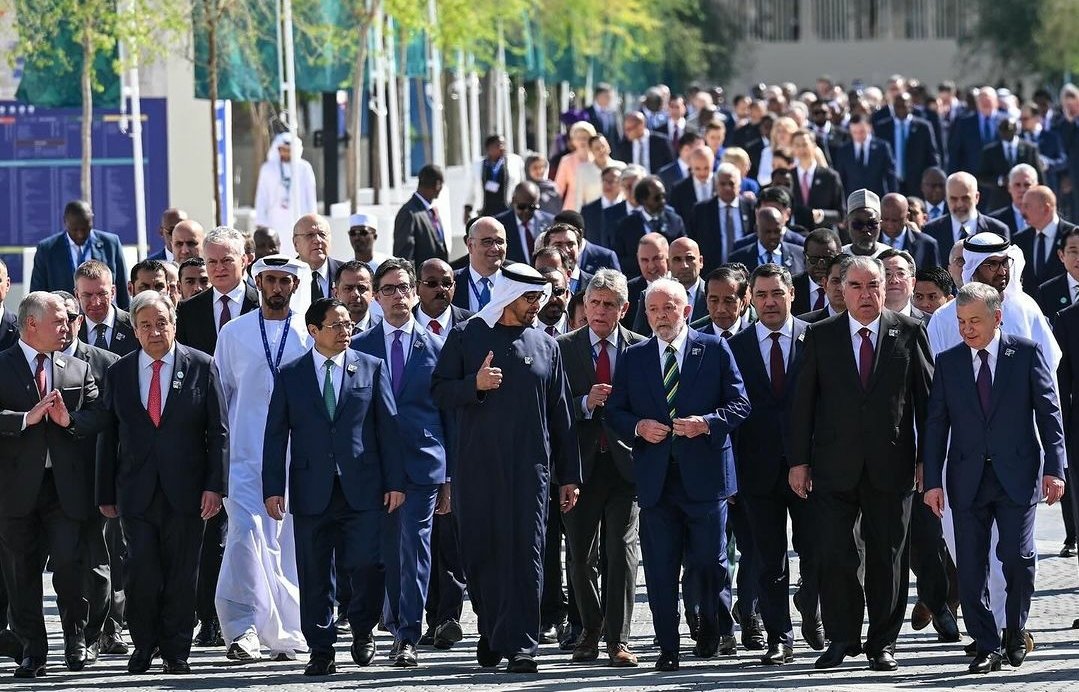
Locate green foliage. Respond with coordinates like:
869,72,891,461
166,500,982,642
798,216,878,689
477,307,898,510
961,0,1042,80
1037,0,1079,79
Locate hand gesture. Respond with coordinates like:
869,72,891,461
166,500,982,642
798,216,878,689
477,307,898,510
789,464,812,499
476,351,503,391
200,491,223,520
265,496,286,521
586,384,612,411
46,389,71,428
1043,475,1066,505
672,416,709,438
24,392,56,426
385,491,406,513
636,419,671,443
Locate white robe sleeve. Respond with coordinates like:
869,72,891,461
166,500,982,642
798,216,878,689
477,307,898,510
254,162,275,226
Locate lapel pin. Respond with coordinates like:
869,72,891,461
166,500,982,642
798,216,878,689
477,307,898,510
888,328,899,337
176,371,184,379
115,332,124,341
413,339,423,350
797,332,805,342
347,363,358,374
171,379,181,390
55,357,65,368
691,346,702,356
1062,296,1069,305
524,356,534,365
1004,348,1015,357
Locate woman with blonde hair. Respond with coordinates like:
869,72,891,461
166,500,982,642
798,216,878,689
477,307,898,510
554,121,598,211
790,128,845,227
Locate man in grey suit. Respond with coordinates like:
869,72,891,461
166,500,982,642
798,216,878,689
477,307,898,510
556,270,646,667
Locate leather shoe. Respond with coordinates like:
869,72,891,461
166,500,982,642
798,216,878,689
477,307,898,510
304,655,335,676
607,642,638,667
814,641,861,669
655,650,679,671
911,601,932,630
867,650,898,671
1003,628,1028,667
794,590,826,651
418,627,435,646
571,630,600,662
964,640,978,656
717,634,737,655
932,607,961,643
127,648,154,674
98,631,129,655
194,618,224,647
85,640,100,666
162,658,191,674
539,619,566,644
434,619,463,649
506,653,537,673
0,629,22,662
351,636,376,666
333,615,351,634
1073,618,1079,629
1061,540,1077,558
693,632,719,658
476,635,502,668
394,641,418,667
741,613,766,650
560,623,583,651
14,657,46,679
64,634,88,671
685,612,700,641
969,651,1002,673
761,642,794,665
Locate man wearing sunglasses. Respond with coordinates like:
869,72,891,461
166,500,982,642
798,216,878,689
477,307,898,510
347,213,391,276
496,182,554,265
414,259,472,336
841,189,892,258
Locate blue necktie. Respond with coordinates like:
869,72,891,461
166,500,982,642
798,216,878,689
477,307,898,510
982,116,993,144
895,120,907,180
479,278,491,309
390,329,404,395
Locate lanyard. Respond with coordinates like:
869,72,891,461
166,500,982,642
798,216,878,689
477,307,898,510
466,272,490,305
278,161,292,194
259,310,292,376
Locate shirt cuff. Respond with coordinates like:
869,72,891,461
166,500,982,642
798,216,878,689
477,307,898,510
21,413,27,431
581,395,594,419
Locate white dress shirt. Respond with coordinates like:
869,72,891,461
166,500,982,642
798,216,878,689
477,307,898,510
853,135,873,166
656,325,690,372
795,163,817,199
632,133,652,171
685,277,705,314
466,266,501,312
581,328,620,418
1067,274,1079,305
718,198,744,250
951,211,981,243
310,261,332,298
67,233,92,271
138,345,176,409
1033,214,1061,266
809,282,827,310
383,318,416,368
969,330,1001,382
756,241,782,266
756,141,774,185
695,176,714,203
712,313,747,338
83,307,117,347
756,318,793,379
311,348,346,407
416,305,452,334
212,282,247,333
18,340,55,465
849,314,882,374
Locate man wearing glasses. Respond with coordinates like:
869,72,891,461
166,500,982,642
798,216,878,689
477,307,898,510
74,260,138,357
496,182,555,265
294,214,343,301
841,189,892,258
452,218,508,314
414,258,472,336
793,228,841,315
346,213,391,276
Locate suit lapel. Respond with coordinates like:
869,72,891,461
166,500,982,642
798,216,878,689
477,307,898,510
676,331,705,411
399,328,432,393
868,311,898,391
335,351,359,422
157,347,188,426
987,335,1016,419
301,351,332,423
836,314,864,392
644,337,670,416
744,330,774,402
575,329,597,386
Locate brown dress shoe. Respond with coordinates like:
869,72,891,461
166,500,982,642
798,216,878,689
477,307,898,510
607,642,638,667
571,630,600,662
911,601,932,631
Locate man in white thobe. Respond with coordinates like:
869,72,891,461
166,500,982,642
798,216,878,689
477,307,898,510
254,133,318,257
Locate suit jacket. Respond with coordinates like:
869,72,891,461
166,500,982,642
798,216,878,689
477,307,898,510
812,126,850,165
834,138,897,197
689,197,757,274
1053,304,1079,466
95,344,228,515
728,240,806,276
0,309,18,351
948,111,1003,175
988,204,1026,237
578,241,621,274
789,166,846,226
175,282,260,356
263,348,404,515
797,306,838,324
556,325,645,484
789,310,933,493
580,198,608,246
614,208,686,278
78,307,137,357
621,276,647,330
924,333,1065,510
728,318,809,495
669,176,710,223
631,278,708,335
495,209,554,265
1036,273,1075,325
0,344,109,520
612,132,675,174
147,247,168,262
791,273,818,317
874,116,940,195
607,328,751,508
922,213,1011,266
393,194,448,264
309,257,344,300
413,304,473,329
883,227,940,269
71,340,120,382
977,140,1046,209
353,323,452,485
586,105,620,143
1012,220,1074,295
602,200,632,248
30,229,130,309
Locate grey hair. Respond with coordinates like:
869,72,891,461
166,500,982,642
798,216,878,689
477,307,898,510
204,226,246,256
130,290,177,324
585,268,629,306
715,161,741,179
621,164,648,182
956,281,1002,313
1008,163,1039,184
839,254,884,283
643,277,688,305
18,291,64,330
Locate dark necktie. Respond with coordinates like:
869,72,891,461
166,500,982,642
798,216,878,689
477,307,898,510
322,360,336,418
720,330,732,339
595,339,611,451
522,219,534,251
982,116,992,144
94,323,108,349
858,327,874,389
218,295,232,331
429,207,445,243
976,349,992,415
1034,232,1046,276
311,270,324,300
813,286,825,310
390,330,404,395
478,278,492,309
427,320,442,335
546,325,558,336
723,204,736,257
663,344,679,420
34,353,48,399
649,216,663,234
769,332,785,399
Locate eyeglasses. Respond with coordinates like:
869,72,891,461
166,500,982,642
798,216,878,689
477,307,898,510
377,283,414,297
805,254,836,267
78,291,111,303
320,321,354,333
475,237,507,248
979,257,1013,272
419,278,454,289
515,203,540,212
885,270,912,281
136,319,173,334
849,220,880,231
348,228,373,237
549,287,568,297
295,231,329,242
521,292,544,304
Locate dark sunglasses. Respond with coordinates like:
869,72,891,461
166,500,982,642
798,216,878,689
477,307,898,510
348,228,374,237
850,219,880,231
419,278,454,289
515,203,540,212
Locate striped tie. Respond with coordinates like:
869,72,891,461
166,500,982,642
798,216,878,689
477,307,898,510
663,344,679,420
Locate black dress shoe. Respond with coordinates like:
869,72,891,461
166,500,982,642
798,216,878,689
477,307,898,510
0,629,23,662
476,636,502,668
14,657,46,679
686,612,700,641
655,650,679,671
506,653,537,673
85,640,100,666
395,642,418,667
814,641,861,669
98,631,129,655
693,632,718,658
434,618,463,647
741,614,766,650
963,640,978,656
64,635,88,671
351,635,376,666
128,648,154,674
1073,618,1079,629
932,607,961,643
304,656,336,676
162,658,191,674
418,627,436,646
969,651,1002,673
1003,628,1028,667
559,623,582,651
1061,540,1077,558
867,650,898,671
794,590,826,651
717,634,737,655
333,615,351,634
761,642,794,665
194,619,221,647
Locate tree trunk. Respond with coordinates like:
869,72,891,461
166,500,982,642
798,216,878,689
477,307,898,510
207,2,222,225
81,24,93,201
346,13,371,213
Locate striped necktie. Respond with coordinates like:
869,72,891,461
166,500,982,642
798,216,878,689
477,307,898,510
663,344,679,420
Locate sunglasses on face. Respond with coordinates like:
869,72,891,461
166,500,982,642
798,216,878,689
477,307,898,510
419,278,454,289
850,219,880,231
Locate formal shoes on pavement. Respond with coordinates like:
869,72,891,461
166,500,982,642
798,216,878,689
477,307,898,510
395,641,418,667
194,618,223,647
0,629,23,662
1061,540,1077,558
386,639,402,661
741,613,766,650
969,651,1002,673
304,655,336,676
964,640,978,656
693,632,718,658
127,648,155,674
685,612,700,641
333,615,351,635
655,650,679,671
506,653,538,673
867,650,898,671
64,634,88,671
814,641,862,669
560,623,583,651
717,634,737,655
98,631,130,655
351,635,376,666
476,636,502,668
418,627,436,646
607,643,638,667
14,657,47,679
1073,618,1079,629
932,606,961,643
1003,628,1029,667
539,618,567,645
85,640,100,666
761,642,794,665
794,589,826,651
570,630,600,662
162,658,191,674
226,631,262,662
910,601,932,630
434,618,463,649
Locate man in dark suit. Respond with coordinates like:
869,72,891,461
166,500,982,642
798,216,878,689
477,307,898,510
1013,185,1073,296
948,87,1003,176
656,132,700,190
809,102,849,165
294,214,344,301
613,112,674,174
96,291,227,674
451,217,506,313
789,255,933,671
690,162,756,274
834,115,897,197
333,261,377,334
977,118,1046,210
414,258,471,336
729,207,806,276
670,147,715,222
554,206,620,276
799,253,848,323
607,278,750,671
263,298,404,676
579,167,624,247
1053,300,1079,625
0,292,110,677
602,166,648,248
922,172,1011,266
1036,224,1079,324
620,233,671,330
147,208,187,263
634,237,708,335
924,283,1067,673
921,167,949,223
613,177,686,277
0,259,17,351
496,183,554,265
585,83,620,143
353,260,451,668
30,200,129,309
1021,102,1068,192
73,261,138,357
792,229,842,316
873,93,940,196
988,163,1039,237
541,223,592,295
879,194,940,268
556,269,646,667
728,264,822,663
393,165,449,264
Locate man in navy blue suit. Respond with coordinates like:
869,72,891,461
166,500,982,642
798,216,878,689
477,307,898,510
31,201,129,309
922,172,1011,266
613,176,686,277
923,283,1067,673
352,259,452,668
607,278,750,671
948,87,1003,176
879,193,939,268
0,259,17,350
263,298,404,676
834,115,897,198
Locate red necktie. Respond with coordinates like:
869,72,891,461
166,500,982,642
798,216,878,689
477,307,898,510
428,320,442,335
814,286,825,310
769,333,785,399
34,353,48,399
523,219,533,251
547,325,558,336
218,295,232,332
148,360,163,427
801,172,811,205
595,339,611,451
858,327,874,389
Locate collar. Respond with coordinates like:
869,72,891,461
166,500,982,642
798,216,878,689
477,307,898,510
951,210,979,227
84,306,116,331
626,203,640,215
417,305,452,331
355,312,372,333
894,113,913,125
756,241,781,258
848,313,882,338
970,330,1002,362
412,192,434,211
859,134,873,147
899,301,913,317
719,196,739,208
678,160,690,175
67,230,93,250
601,194,622,208
1067,273,1079,299
469,266,498,284
311,347,348,372
569,265,581,281
589,327,619,349
755,316,793,343
1003,136,1020,147
796,163,817,180
213,282,247,305
18,339,51,365
541,314,568,334
138,344,177,371
639,208,658,223
714,314,744,335
384,316,416,339
657,324,690,355
1037,214,1061,236
61,339,79,357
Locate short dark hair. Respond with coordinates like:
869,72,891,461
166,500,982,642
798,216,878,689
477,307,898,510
373,257,416,289
915,266,955,295
848,113,870,126
678,131,702,150
63,199,92,220
877,248,916,274
335,259,373,284
417,164,444,189
544,222,581,246
750,263,794,291
552,210,585,233
483,134,504,149
758,185,792,210
129,258,166,283
1059,222,1079,248
805,227,841,251
305,298,347,328
706,265,749,298
178,256,205,272
567,290,585,317
532,246,567,268
633,176,663,203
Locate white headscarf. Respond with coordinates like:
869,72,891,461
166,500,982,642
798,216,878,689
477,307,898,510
266,132,304,163
472,264,552,327
961,232,1027,299
251,253,313,315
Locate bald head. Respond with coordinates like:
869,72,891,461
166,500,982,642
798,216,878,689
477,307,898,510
669,237,704,289
420,257,452,275
946,172,979,221
1021,184,1058,230
688,147,715,183
637,232,670,282
880,193,909,240
171,220,205,261
293,213,331,269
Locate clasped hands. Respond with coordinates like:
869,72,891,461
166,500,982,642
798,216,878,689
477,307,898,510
637,416,709,443
26,390,72,428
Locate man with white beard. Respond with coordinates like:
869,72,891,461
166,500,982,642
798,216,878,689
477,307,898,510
213,255,313,661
